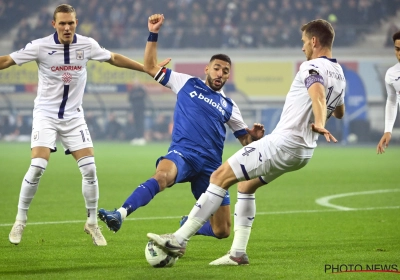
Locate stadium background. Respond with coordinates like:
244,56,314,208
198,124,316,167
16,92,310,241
1,0,400,144
0,2,399,278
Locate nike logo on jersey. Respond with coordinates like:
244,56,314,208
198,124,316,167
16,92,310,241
48,51,57,55
395,76,400,81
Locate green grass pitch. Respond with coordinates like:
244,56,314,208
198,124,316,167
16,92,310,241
0,142,399,279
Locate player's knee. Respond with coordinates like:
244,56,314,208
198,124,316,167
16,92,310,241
210,163,235,189
28,165,45,179
27,158,48,179
77,156,97,181
153,171,172,191
213,225,231,239
211,218,231,239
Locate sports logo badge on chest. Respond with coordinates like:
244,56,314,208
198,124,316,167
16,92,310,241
220,97,228,108
62,72,72,84
76,50,84,60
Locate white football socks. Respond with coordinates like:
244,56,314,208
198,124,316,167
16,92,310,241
16,158,48,222
174,183,227,244
78,156,99,225
117,207,127,220
231,192,256,257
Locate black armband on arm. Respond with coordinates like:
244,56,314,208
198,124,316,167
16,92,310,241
154,67,167,83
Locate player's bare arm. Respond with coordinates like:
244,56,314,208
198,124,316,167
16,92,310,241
107,52,170,72
238,123,265,146
0,55,16,70
308,82,337,143
332,104,345,119
143,14,165,77
376,132,391,154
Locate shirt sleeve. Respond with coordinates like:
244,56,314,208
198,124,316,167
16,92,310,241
156,68,192,95
226,99,248,138
9,42,39,65
299,61,325,89
384,71,398,133
89,38,111,62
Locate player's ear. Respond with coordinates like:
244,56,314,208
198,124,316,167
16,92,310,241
204,65,209,75
52,20,56,28
75,18,78,27
312,36,317,48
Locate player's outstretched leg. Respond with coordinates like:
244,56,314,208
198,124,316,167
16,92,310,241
209,251,249,266
98,208,123,232
180,216,213,236
98,178,160,232
84,223,107,246
147,233,186,258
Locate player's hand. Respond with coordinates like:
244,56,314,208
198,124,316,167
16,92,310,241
311,123,337,143
158,58,171,68
148,14,164,33
246,123,265,141
376,132,391,154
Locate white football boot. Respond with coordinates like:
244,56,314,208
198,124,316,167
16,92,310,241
209,251,250,265
84,223,107,246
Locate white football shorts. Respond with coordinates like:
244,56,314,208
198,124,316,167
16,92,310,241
31,116,93,154
228,134,311,184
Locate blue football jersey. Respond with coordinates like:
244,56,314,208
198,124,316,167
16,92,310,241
157,68,248,162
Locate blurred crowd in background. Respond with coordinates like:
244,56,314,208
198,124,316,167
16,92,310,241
5,0,400,51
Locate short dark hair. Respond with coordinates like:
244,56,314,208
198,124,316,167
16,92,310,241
210,54,232,65
53,4,76,21
301,19,335,49
393,31,400,43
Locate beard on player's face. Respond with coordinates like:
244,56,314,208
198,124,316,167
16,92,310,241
206,74,225,91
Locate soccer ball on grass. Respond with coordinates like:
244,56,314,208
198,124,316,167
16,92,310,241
145,240,178,268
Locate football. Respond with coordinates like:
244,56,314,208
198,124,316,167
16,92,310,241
145,240,178,268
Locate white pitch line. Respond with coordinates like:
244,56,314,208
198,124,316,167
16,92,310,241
315,189,400,211
0,205,399,227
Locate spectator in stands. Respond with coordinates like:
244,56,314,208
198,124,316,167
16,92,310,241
123,113,138,142
8,0,400,50
85,112,104,140
0,115,13,139
3,114,31,142
104,113,123,140
128,82,147,145
385,23,399,47
146,113,171,142
13,19,33,50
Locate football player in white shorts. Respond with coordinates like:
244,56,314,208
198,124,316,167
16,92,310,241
376,30,400,154
147,19,347,265
0,4,169,246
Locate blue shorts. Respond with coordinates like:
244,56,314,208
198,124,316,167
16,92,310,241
156,147,230,206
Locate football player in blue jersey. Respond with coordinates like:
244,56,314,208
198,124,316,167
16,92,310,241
147,18,346,265
98,14,265,240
